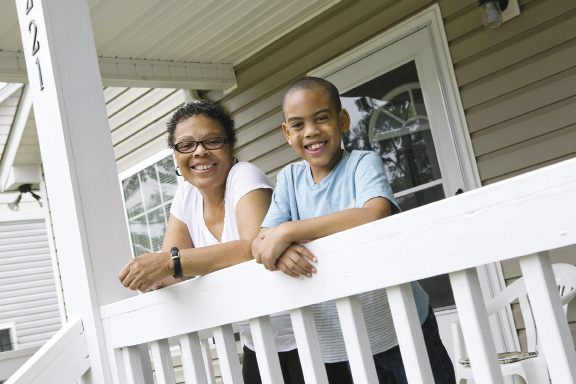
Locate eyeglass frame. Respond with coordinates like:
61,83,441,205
173,137,229,154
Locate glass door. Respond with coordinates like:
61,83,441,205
325,27,468,311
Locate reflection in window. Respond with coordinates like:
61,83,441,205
0,329,12,352
122,155,178,256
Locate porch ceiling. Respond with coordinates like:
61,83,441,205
0,0,342,192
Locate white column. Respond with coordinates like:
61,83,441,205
15,1,135,383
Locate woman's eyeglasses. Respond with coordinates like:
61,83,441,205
174,137,229,154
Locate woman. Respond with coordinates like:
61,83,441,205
119,100,304,383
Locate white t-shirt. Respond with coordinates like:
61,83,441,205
170,161,297,352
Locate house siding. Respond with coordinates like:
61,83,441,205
0,219,61,350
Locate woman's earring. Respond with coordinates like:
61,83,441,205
233,157,239,164
175,168,182,176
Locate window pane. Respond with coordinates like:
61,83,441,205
129,215,151,255
122,174,144,218
0,329,11,351
148,207,167,253
395,184,445,212
140,165,162,210
158,156,178,207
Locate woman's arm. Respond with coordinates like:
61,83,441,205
119,188,272,292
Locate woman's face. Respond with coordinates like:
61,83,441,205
173,115,234,193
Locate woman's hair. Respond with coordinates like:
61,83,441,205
166,100,237,149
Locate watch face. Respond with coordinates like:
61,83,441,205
170,247,179,258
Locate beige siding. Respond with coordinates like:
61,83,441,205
105,87,184,173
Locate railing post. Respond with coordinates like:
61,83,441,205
335,295,378,383
250,316,284,384
290,306,329,384
180,332,209,384
150,339,176,384
213,324,244,383
387,284,434,384
520,251,576,383
450,268,504,384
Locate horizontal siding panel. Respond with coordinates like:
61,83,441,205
477,123,576,180
0,247,51,259
106,88,151,117
465,67,576,132
0,303,60,321
115,134,167,173
460,38,576,109
251,144,299,177
450,0,576,64
472,95,576,157
0,291,57,306
13,317,62,331
0,284,57,300
235,129,287,163
483,152,576,185
109,88,176,132
0,258,52,271
455,10,576,87
103,87,128,103
111,91,181,145
113,120,166,160
236,110,284,148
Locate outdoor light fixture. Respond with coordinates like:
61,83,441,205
7,184,43,212
478,0,509,28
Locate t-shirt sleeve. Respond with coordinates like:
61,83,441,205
228,162,274,208
355,152,401,214
261,167,292,228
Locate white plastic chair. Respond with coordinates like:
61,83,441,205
451,263,576,384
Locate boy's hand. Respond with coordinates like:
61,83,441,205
276,244,317,278
253,226,291,270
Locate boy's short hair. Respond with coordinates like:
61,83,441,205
166,99,237,149
282,77,342,117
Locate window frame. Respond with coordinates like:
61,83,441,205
118,148,182,258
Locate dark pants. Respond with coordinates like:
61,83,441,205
242,345,305,384
371,307,456,384
242,346,353,384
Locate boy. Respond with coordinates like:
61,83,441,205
252,77,455,383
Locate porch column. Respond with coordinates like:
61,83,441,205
16,1,135,383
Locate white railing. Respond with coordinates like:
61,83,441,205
8,157,576,384
4,318,89,384
99,157,576,384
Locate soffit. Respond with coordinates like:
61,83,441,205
0,0,342,66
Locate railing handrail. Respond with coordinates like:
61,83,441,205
101,157,576,350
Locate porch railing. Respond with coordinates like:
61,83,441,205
98,157,576,384
8,157,576,384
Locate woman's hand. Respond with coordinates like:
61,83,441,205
118,251,172,293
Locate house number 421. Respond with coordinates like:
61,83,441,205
25,0,45,91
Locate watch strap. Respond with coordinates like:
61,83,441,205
170,247,183,279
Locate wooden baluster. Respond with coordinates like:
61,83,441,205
387,283,434,384
180,332,209,384
122,345,153,384
150,338,176,384
201,338,217,384
213,324,244,383
335,295,378,383
250,315,284,384
520,251,576,383
450,268,504,384
290,306,329,384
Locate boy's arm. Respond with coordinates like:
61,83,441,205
258,197,391,273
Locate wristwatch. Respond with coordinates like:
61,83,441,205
170,247,183,279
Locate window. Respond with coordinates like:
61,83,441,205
0,323,15,352
121,154,179,257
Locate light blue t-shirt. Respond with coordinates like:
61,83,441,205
262,150,430,363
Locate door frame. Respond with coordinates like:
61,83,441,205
308,3,520,358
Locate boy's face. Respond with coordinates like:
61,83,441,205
282,87,350,181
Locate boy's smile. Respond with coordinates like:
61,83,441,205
282,87,350,183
